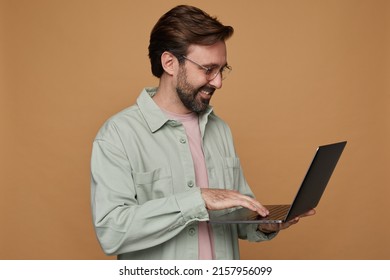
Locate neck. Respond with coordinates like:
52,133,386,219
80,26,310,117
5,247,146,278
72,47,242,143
153,77,191,114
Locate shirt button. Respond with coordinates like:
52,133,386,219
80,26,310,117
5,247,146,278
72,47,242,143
188,227,196,236
187,180,194,188
179,137,187,144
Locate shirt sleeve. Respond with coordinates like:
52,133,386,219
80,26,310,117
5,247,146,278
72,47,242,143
91,138,209,255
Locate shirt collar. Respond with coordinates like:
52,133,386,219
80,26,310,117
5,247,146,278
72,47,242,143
137,87,214,133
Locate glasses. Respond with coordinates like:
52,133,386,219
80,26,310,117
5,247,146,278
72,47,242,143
182,55,232,81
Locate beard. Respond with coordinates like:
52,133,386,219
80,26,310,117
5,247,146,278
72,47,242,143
176,66,214,114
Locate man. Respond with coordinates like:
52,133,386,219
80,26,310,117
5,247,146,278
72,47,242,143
91,5,314,260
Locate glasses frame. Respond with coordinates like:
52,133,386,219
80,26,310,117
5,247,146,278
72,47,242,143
181,55,232,81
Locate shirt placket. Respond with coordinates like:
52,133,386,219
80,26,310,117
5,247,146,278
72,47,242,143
169,121,199,258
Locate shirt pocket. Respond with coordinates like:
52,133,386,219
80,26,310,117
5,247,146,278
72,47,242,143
222,157,241,189
132,167,173,204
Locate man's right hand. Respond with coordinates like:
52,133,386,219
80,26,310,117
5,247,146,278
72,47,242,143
200,188,269,217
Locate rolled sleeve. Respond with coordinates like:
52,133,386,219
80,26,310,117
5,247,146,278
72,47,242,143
175,188,209,224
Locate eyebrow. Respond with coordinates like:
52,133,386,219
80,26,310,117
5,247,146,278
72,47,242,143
203,62,229,69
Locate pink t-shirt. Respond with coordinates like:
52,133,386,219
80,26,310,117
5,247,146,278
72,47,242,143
163,110,214,260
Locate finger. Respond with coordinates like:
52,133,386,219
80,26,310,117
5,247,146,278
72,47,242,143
291,217,300,224
223,190,269,216
307,209,316,215
242,194,265,210
258,224,278,233
234,192,268,213
201,189,269,216
240,198,269,217
298,209,316,218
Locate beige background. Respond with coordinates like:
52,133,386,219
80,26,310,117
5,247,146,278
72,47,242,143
1,0,389,259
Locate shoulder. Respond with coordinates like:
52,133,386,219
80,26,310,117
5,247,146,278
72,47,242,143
94,104,142,141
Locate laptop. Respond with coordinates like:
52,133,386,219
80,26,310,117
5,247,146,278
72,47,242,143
208,141,347,224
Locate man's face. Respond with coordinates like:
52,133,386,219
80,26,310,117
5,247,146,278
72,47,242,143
175,41,227,114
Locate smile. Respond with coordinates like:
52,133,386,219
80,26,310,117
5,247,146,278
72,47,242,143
199,87,215,96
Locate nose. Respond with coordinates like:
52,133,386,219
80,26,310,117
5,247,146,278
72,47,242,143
208,72,223,89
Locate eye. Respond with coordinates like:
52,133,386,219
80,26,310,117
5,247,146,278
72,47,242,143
205,67,214,75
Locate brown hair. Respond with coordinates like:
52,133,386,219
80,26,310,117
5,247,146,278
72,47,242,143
148,5,234,78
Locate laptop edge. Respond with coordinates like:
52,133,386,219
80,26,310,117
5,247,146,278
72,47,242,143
208,141,347,224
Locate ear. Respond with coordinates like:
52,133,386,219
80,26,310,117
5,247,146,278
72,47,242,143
161,51,176,76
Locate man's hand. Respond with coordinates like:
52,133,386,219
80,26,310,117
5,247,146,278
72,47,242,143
258,209,316,233
201,188,269,217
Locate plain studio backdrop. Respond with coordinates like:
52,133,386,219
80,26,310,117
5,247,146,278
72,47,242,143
1,0,389,259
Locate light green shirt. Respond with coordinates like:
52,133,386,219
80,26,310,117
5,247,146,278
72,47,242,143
91,87,276,260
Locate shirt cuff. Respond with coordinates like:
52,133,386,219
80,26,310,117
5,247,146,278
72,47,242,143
175,188,209,223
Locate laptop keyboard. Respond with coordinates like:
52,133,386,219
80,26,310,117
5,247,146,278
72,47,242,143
266,204,291,220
